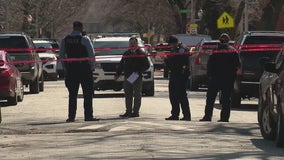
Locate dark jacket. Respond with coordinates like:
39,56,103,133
116,47,150,78
165,44,190,78
207,43,240,80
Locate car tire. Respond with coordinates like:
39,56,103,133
259,92,276,140
276,101,284,147
50,74,58,81
7,90,17,106
39,73,44,92
17,81,24,102
189,76,199,91
143,81,155,96
231,90,241,108
231,80,241,108
30,77,40,94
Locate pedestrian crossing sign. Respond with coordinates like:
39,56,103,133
217,12,234,29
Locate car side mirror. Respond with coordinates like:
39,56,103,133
264,62,277,73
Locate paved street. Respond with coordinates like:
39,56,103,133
0,72,284,160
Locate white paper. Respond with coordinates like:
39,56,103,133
127,72,139,84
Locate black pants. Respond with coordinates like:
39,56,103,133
65,63,94,120
204,77,234,121
169,75,191,118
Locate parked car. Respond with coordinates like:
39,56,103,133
151,43,170,69
32,39,58,81
0,50,24,105
93,34,155,96
189,40,235,91
232,31,284,107
258,44,284,147
0,33,44,94
174,34,212,48
38,52,58,81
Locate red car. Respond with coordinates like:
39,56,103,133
0,50,24,105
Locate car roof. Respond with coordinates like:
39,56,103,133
244,31,284,36
202,40,235,44
38,53,56,57
32,39,52,43
94,36,140,42
174,34,212,46
92,32,140,38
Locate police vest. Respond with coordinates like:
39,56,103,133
64,35,88,58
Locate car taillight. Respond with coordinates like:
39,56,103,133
194,56,201,65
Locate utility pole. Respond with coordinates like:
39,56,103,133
190,0,195,24
244,0,248,32
244,0,258,32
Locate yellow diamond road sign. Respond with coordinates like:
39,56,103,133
217,12,234,29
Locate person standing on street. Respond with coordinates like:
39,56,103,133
115,37,150,118
200,33,241,122
59,21,99,122
165,35,191,121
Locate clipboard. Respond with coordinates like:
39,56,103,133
127,72,139,84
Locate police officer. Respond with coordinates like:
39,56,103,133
59,21,99,122
200,33,241,122
165,35,191,121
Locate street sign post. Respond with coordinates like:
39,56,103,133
189,23,198,34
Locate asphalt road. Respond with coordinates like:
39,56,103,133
0,72,283,160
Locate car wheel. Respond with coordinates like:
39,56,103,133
7,92,17,106
231,90,241,108
30,77,40,94
189,76,199,91
276,101,284,147
51,74,58,81
17,80,24,102
143,81,155,96
259,92,276,140
231,80,241,108
39,73,44,92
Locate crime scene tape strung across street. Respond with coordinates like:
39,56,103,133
0,44,283,65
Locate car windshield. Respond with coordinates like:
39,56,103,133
94,40,144,56
0,36,28,48
174,34,212,47
33,42,53,49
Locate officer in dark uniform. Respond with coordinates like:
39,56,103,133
165,35,191,121
59,21,99,122
200,33,241,122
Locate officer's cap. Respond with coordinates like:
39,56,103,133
73,21,83,28
166,35,179,44
219,33,230,40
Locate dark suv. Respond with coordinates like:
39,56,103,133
0,33,44,94
232,31,284,107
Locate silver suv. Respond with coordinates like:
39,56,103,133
93,35,155,96
189,39,235,91
0,33,44,94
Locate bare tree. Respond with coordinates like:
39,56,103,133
101,0,177,35
3,0,91,39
